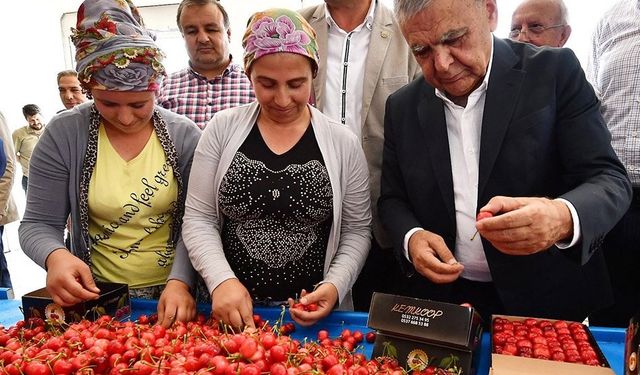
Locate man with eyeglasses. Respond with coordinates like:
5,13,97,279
510,0,571,47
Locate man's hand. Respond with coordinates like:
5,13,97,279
408,230,464,283
211,278,255,331
287,283,338,327
45,248,101,306
157,279,196,328
476,196,573,255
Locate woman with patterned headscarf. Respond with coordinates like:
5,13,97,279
19,0,201,327
182,8,372,329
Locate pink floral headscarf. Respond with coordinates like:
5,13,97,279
242,8,319,75
72,0,166,92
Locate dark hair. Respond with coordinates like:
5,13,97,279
22,104,41,118
176,0,230,31
57,70,79,84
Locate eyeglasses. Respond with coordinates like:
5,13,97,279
509,24,566,38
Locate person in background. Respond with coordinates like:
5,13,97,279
299,0,420,312
56,70,88,249
182,8,371,329
587,0,640,328
380,0,631,324
0,111,19,288
19,0,201,328
157,0,255,129
12,104,45,193
509,0,571,47
57,70,88,111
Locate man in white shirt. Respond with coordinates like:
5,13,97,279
380,0,630,323
300,0,421,311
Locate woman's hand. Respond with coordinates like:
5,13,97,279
287,283,338,326
211,278,255,330
44,248,101,306
157,279,196,328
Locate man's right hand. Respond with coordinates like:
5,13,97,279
408,230,464,283
211,278,255,331
45,248,101,306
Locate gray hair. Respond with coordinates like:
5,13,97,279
394,0,434,25
557,0,569,24
56,70,78,85
394,0,484,25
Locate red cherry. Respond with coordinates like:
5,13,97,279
239,338,258,359
352,330,364,343
365,331,376,343
476,211,494,221
317,329,329,341
270,363,287,375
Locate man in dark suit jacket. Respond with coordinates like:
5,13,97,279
380,0,632,323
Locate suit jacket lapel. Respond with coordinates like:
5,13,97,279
418,88,456,224
478,38,525,199
361,5,392,128
308,6,328,110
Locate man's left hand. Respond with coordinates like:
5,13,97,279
476,196,573,255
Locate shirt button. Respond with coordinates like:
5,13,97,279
343,62,348,66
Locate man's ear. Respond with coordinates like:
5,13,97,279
227,28,231,42
559,25,572,47
486,0,498,32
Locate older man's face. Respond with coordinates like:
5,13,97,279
401,0,495,103
510,0,570,47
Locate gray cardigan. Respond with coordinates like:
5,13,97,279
182,102,372,309
19,102,202,288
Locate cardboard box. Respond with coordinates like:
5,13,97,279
21,282,130,323
625,313,640,375
367,293,483,374
490,315,614,375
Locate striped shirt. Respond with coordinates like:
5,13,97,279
587,0,640,186
157,63,255,129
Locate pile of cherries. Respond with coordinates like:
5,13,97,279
492,317,603,366
0,313,392,375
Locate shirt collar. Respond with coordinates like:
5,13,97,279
324,0,376,32
435,37,495,106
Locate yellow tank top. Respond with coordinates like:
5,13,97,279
89,124,178,288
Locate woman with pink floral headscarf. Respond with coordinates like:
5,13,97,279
20,0,201,328
182,8,372,328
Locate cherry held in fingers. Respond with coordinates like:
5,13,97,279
470,211,494,240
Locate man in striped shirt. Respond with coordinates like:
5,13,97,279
158,0,254,129
587,0,640,328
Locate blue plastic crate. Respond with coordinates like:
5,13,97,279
0,298,627,374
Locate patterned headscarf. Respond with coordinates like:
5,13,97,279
242,8,319,75
72,0,166,92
